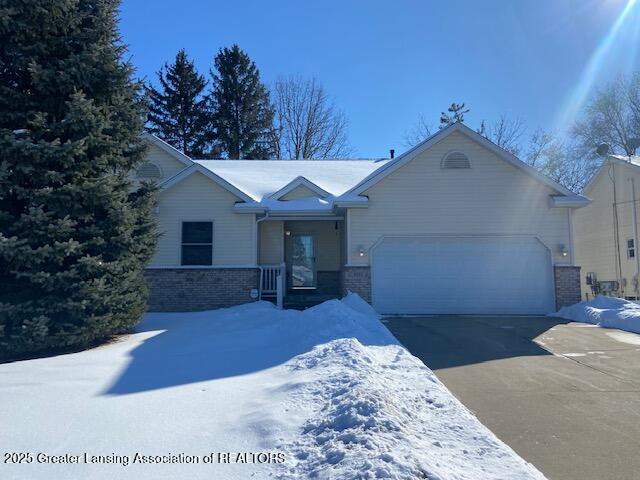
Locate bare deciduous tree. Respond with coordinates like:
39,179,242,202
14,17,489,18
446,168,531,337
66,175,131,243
479,115,525,156
524,129,598,192
270,76,351,159
573,74,640,157
403,114,433,147
526,128,556,167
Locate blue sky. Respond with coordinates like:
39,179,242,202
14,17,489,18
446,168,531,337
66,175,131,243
120,0,640,157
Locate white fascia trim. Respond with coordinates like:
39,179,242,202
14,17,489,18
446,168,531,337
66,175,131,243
158,164,255,203
146,265,259,270
550,194,592,208
141,133,193,166
345,122,575,197
260,215,344,221
267,210,336,216
233,203,267,214
267,176,331,200
334,198,369,208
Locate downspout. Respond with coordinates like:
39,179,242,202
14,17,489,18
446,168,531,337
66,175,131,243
609,162,624,295
629,178,640,294
256,210,270,300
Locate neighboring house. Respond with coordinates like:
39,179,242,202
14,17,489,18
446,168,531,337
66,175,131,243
573,154,640,300
138,122,589,314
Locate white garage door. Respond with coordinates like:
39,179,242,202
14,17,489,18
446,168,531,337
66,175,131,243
372,236,555,315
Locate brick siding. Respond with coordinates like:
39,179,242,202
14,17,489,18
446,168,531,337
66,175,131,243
554,265,581,310
145,268,259,312
341,266,371,303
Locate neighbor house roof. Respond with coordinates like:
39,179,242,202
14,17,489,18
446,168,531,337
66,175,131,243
581,154,640,195
611,154,640,165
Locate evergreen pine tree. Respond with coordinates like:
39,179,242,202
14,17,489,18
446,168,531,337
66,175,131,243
146,49,212,157
440,102,469,128
210,45,273,159
0,0,158,359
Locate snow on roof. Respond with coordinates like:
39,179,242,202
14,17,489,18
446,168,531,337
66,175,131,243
610,154,640,166
193,159,387,201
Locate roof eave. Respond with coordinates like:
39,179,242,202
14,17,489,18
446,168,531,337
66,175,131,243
549,194,592,208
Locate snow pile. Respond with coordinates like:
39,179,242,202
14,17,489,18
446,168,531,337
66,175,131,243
550,296,640,334
276,297,545,480
0,295,544,480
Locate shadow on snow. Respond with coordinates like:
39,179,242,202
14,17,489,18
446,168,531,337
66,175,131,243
103,301,395,395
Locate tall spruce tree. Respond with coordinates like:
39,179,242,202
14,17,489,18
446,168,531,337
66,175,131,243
146,49,212,157
210,45,273,159
0,0,157,359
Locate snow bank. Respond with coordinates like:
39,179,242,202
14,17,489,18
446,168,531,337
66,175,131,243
276,296,545,480
0,294,544,480
550,296,640,334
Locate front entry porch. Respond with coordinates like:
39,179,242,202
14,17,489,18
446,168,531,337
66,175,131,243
258,218,344,308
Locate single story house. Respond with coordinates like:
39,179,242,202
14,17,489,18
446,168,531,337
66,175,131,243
573,154,640,300
138,122,589,315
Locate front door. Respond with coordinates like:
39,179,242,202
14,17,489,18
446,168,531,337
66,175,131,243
290,234,316,288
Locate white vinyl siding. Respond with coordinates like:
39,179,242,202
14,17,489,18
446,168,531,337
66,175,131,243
280,184,322,201
574,161,640,298
259,221,284,264
150,172,254,266
347,131,571,267
129,143,189,186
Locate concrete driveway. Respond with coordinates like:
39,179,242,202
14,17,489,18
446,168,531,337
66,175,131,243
384,316,640,480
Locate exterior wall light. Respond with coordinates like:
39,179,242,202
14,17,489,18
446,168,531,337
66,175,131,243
285,230,291,236
357,246,365,257
560,244,568,257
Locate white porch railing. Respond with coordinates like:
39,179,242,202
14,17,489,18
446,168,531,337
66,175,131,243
259,263,285,308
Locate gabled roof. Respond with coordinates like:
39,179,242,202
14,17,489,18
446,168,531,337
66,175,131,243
267,176,331,200
142,133,193,166
158,163,255,203
345,122,576,198
582,154,640,195
193,159,384,201
148,124,590,213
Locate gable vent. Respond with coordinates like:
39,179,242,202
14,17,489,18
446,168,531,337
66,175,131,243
136,162,162,180
442,152,470,169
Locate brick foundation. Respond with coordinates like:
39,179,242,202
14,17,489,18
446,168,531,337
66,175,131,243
341,266,371,303
145,268,259,312
554,265,581,310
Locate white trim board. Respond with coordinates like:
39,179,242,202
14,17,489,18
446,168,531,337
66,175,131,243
146,265,259,270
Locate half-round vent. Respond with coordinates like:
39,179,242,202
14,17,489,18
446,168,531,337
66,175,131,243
136,162,162,180
442,152,470,169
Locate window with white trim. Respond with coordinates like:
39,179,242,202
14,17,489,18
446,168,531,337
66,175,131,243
628,238,635,259
181,222,213,265
442,152,471,169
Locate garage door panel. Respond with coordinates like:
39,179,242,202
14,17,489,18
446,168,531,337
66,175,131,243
372,237,555,315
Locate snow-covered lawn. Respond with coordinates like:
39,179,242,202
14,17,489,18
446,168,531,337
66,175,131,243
550,295,640,334
1,295,545,480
